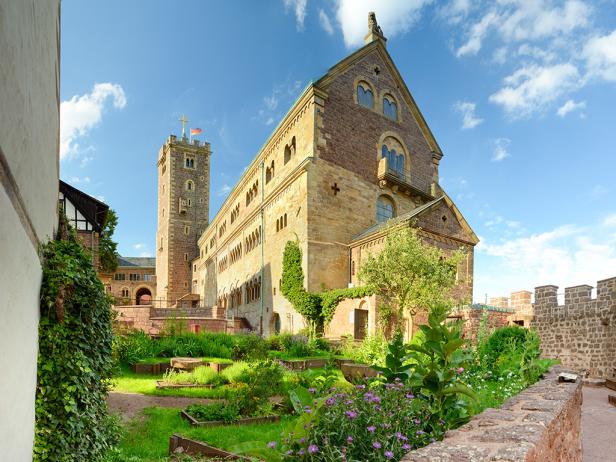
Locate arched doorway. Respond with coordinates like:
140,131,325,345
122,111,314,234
135,287,152,305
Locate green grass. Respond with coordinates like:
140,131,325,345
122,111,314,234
131,356,233,365
107,407,296,461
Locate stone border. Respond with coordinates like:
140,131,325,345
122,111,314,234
169,434,254,460
155,381,214,390
180,410,280,427
403,366,582,461
277,358,329,371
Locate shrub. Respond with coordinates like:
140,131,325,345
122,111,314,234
231,359,285,415
114,330,154,364
481,326,532,366
340,334,388,366
35,225,119,461
232,333,269,360
164,365,223,386
273,382,433,461
220,361,250,383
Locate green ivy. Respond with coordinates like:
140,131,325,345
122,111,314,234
281,241,372,337
34,219,119,461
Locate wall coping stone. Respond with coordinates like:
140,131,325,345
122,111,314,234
402,366,582,461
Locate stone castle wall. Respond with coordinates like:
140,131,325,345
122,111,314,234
531,277,616,378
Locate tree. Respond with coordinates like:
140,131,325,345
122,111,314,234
99,208,119,273
358,226,464,338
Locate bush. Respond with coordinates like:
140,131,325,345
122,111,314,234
232,333,269,360
35,227,119,461
273,382,433,461
164,365,224,386
220,361,250,383
185,402,240,423
481,326,532,366
340,334,388,366
230,359,285,415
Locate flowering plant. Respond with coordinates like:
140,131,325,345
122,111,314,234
271,381,434,461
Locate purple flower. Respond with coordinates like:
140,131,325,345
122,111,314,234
385,450,394,459
371,396,382,404
298,449,305,456
299,438,305,444
406,394,415,399
267,441,277,449
347,436,353,443
303,405,312,414
402,444,411,450
286,449,294,455
308,387,317,394
416,430,425,435
367,425,376,433
345,410,358,419
356,384,366,389
308,444,319,454
457,367,465,374
326,397,335,406
345,399,353,405
373,441,382,449
439,419,446,425
414,419,421,425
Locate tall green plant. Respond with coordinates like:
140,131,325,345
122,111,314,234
99,208,119,273
35,219,119,460
358,227,464,337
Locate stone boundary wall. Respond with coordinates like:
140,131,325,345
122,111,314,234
532,277,616,378
113,306,237,334
403,366,582,461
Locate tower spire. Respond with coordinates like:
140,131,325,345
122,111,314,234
179,114,189,140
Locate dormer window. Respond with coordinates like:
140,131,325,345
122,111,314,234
383,95,398,121
357,82,374,109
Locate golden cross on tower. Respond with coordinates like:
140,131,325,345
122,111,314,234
179,114,189,139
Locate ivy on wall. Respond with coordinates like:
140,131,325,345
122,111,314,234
34,217,119,461
281,240,372,337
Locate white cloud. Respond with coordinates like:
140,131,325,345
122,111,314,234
335,0,433,48
255,80,302,126
133,243,145,250
319,9,334,35
456,10,499,57
492,138,511,161
284,0,308,31
604,214,616,227
60,82,126,159
438,0,472,25
489,63,581,117
476,223,616,300
492,46,508,64
217,184,232,197
517,43,556,62
556,99,586,117
584,29,616,82
68,176,90,184
453,101,483,129
263,94,278,111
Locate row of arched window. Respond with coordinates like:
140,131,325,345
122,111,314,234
229,242,242,265
230,203,240,224
217,255,228,273
246,180,259,207
357,81,398,121
283,137,296,165
276,213,288,232
245,276,262,303
245,226,262,253
381,144,405,177
218,220,226,238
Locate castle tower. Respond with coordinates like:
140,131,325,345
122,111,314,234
155,131,211,306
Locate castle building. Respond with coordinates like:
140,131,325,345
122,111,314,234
156,14,478,338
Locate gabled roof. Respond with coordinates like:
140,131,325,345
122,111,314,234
352,193,479,245
314,39,443,157
59,180,109,232
117,256,156,268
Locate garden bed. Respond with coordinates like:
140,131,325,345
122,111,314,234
340,362,379,382
180,410,281,428
278,358,328,371
155,381,215,390
169,434,252,460
131,361,171,375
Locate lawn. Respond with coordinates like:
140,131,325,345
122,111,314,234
106,407,296,461
133,357,233,365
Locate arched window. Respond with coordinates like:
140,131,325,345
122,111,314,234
383,95,398,120
357,82,374,108
186,180,194,191
376,195,395,223
381,139,406,177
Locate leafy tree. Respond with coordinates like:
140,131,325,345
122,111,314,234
358,226,464,337
99,208,119,273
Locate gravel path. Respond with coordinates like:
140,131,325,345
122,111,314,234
107,391,220,421
582,386,616,462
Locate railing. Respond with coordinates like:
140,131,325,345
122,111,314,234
377,157,432,198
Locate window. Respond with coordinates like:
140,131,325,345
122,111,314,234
144,274,154,282
357,82,374,108
114,273,126,281
121,288,129,298
184,253,188,261
185,156,195,169
284,136,296,165
162,208,165,217
381,144,405,177
184,226,190,235
266,160,275,184
276,214,288,232
129,273,140,281
383,95,398,120
186,180,194,191
376,196,395,223
230,204,240,224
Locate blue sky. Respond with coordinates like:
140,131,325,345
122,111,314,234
60,0,616,302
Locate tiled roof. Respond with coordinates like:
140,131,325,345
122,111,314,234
117,256,156,268
352,196,445,242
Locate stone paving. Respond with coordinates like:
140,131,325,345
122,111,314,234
582,386,616,462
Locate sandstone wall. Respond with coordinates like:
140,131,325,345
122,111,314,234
531,278,616,378
403,366,582,462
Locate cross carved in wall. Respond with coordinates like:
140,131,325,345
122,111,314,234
331,183,341,195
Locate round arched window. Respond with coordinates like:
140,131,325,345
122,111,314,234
186,180,194,191
376,196,395,223
357,82,374,108
383,95,398,120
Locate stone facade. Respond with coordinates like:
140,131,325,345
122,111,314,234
450,305,513,343
403,366,582,462
156,135,211,304
155,15,477,337
101,257,156,306
531,278,616,378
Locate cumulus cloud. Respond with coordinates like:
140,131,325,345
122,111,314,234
133,243,145,250
489,63,581,117
476,223,616,300
437,0,472,25
60,82,126,159
217,184,232,197
335,0,433,48
492,138,511,162
319,9,334,35
453,101,483,129
255,80,302,126
456,10,499,57
556,99,586,117
584,29,616,82
283,0,308,31
604,214,616,227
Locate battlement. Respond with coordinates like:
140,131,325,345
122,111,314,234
531,276,616,378
166,134,211,150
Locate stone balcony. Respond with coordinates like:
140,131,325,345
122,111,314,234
377,157,432,200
